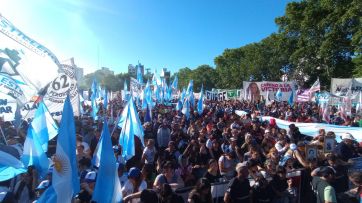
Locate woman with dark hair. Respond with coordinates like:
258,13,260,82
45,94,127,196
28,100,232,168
188,178,212,203
159,183,184,203
153,162,184,190
203,159,221,183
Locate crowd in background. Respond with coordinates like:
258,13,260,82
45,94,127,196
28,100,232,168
1,98,362,203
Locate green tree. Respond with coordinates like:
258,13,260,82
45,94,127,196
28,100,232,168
214,48,246,89
275,0,362,86
191,65,217,91
174,67,192,90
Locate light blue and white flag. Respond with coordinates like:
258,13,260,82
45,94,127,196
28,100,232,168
186,80,194,96
288,89,294,106
13,103,22,128
91,96,98,121
37,96,80,203
144,105,152,123
0,148,26,181
181,97,190,120
124,80,128,91
152,69,162,86
31,101,58,152
0,150,24,169
21,125,49,178
0,165,26,182
92,136,102,168
91,79,98,99
103,89,108,110
189,92,195,108
197,85,204,115
176,99,183,111
118,98,145,160
137,64,143,85
181,88,186,101
171,75,178,90
92,120,122,203
154,84,161,103
275,88,283,101
119,106,135,160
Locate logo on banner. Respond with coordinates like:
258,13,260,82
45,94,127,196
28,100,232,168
46,73,77,103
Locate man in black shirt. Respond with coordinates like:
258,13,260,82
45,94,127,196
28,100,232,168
224,162,251,203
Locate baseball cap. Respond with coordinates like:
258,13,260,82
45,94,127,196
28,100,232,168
36,180,50,190
85,171,97,183
265,129,270,133
341,133,356,141
128,167,141,178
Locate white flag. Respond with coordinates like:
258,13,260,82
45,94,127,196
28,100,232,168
0,15,61,102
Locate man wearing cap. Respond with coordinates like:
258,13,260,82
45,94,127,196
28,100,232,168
335,133,358,162
224,162,251,203
122,167,147,203
77,171,97,202
311,166,337,203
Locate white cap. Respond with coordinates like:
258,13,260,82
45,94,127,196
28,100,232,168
265,129,270,133
341,133,355,141
85,171,97,182
290,143,297,151
36,180,50,190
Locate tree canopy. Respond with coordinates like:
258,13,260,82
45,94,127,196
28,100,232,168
80,0,361,92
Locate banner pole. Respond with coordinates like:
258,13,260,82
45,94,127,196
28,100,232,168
0,125,8,145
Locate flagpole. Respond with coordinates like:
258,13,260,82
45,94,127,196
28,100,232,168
0,125,8,145
111,109,122,136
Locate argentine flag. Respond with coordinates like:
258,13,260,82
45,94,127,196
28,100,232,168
31,101,58,152
197,85,204,115
21,125,50,178
92,121,122,203
37,96,80,203
0,150,26,182
118,98,145,160
275,88,283,101
181,97,190,120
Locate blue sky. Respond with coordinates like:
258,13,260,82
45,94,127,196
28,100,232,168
2,0,291,75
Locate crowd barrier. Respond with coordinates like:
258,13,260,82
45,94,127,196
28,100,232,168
174,169,303,203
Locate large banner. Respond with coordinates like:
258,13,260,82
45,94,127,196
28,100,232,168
262,116,362,142
0,73,27,104
130,77,142,97
0,94,17,121
205,91,227,101
23,62,80,120
226,89,241,100
331,78,362,98
0,15,60,103
243,81,296,102
205,89,242,101
296,89,310,102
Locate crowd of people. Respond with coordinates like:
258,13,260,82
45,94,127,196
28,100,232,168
0,98,362,203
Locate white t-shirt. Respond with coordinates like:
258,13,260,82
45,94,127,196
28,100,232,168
143,147,156,164
218,155,235,178
119,174,128,188
117,155,126,165
121,179,147,197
